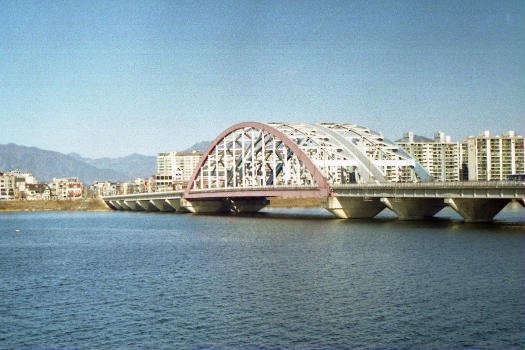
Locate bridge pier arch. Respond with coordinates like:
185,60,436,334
150,199,174,212
445,198,510,223
381,197,446,220
124,200,144,211
323,196,385,219
165,199,190,212
117,200,131,210
106,200,120,210
137,200,159,212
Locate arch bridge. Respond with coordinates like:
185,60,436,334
103,122,525,223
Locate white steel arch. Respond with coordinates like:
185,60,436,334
185,122,432,196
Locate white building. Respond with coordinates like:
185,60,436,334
49,177,83,199
156,151,203,191
0,170,39,200
466,130,525,181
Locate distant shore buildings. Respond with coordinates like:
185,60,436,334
0,171,83,200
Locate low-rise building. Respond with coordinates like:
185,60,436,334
24,184,51,200
0,170,39,199
49,177,83,199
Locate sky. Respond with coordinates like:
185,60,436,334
1,0,523,158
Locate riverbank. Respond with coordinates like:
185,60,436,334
0,197,323,212
267,197,324,208
0,199,110,212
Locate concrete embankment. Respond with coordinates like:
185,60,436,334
0,199,111,212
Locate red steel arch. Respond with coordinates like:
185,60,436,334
184,122,330,198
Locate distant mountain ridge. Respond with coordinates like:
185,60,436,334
68,152,156,180
0,142,209,184
0,143,123,183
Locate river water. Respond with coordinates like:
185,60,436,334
0,205,524,349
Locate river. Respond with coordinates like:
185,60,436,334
0,205,524,349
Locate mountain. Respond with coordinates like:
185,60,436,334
68,153,156,180
0,143,123,183
182,141,211,153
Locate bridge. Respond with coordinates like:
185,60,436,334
102,122,525,222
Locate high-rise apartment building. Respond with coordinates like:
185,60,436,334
397,132,468,182
466,130,525,181
398,130,524,182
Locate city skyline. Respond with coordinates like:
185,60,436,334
1,0,523,158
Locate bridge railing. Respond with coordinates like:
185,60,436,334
332,181,525,189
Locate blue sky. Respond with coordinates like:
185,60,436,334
1,0,523,158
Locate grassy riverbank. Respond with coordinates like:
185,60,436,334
0,199,110,212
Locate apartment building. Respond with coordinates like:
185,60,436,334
397,132,468,182
398,130,525,182
466,130,525,181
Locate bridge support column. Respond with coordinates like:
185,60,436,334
150,199,174,212
104,201,117,210
106,200,120,210
445,198,510,223
117,200,131,210
323,197,385,219
184,199,229,214
381,198,445,220
124,200,144,211
136,200,159,212
228,198,269,213
165,199,189,213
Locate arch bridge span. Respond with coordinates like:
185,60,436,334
184,121,431,199
103,122,525,223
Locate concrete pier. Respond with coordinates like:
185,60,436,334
323,197,385,219
150,199,174,212
381,198,446,220
445,198,511,223
136,200,158,212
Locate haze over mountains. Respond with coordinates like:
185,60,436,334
0,141,211,184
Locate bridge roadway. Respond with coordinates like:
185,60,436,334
102,181,525,223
